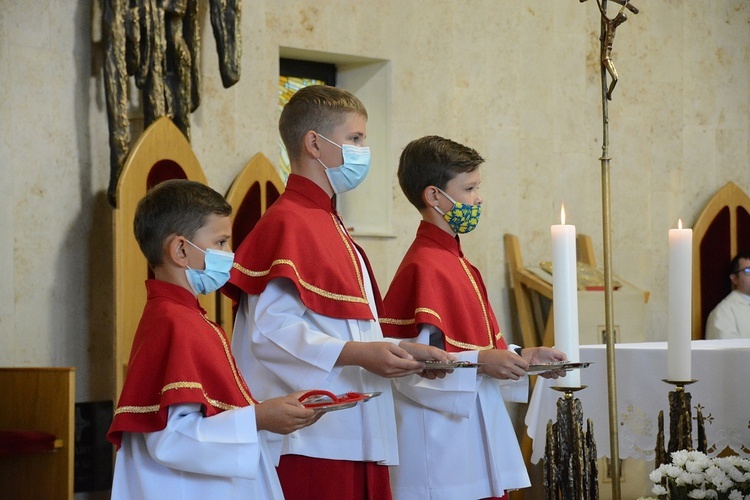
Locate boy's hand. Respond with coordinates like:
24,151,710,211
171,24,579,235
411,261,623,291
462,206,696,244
255,391,322,434
338,341,427,378
477,349,528,380
398,341,457,380
519,346,568,379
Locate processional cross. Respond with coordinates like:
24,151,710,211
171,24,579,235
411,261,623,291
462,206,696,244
590,0,639,497
572,1,639,499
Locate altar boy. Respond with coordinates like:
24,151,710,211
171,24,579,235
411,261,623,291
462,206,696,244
107,179,320,499
381,136,567,499
225,85,454,499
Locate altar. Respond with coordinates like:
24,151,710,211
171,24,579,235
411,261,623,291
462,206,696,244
525,339,750,464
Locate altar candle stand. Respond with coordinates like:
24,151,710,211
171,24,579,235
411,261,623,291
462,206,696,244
544,205,597,499
656,220,703,467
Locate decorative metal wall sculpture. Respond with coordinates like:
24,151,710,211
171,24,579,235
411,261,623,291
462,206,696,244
101,0,241,206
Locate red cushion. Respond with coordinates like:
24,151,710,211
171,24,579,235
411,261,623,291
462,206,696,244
0,429,57,455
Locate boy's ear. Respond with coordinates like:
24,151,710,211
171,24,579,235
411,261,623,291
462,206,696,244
165,234,190,268
302,130,322,159
422,185,441,208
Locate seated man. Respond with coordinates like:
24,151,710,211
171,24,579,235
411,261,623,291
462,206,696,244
705,251,750,339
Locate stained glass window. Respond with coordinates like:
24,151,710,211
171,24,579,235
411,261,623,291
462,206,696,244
278,59,336,178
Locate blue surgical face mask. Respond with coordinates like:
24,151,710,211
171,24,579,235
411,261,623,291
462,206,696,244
184,239,235,295
316,133,371,194
434,188,482,234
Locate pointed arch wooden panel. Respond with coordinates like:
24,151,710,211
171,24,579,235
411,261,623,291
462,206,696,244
220,153,285,340
691,181,750,340
113,117,214,398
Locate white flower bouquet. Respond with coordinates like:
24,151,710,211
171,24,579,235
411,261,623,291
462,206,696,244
639,450,750,499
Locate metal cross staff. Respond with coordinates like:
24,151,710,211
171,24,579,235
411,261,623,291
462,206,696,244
578,0,639,498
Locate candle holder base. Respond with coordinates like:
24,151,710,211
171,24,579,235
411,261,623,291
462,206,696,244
544,384,597,498
661,379,698,391
654,378,705,468
551,385,588,398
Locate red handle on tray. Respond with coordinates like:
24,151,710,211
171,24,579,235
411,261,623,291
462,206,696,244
298,391,367,409
298,390,338,405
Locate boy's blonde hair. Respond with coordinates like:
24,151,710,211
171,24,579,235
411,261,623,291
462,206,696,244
279,85,368,164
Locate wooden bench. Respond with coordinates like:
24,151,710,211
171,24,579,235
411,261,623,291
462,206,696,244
0,367,75,500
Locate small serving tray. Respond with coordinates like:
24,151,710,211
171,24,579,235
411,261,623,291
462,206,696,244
299,390,382,413
527,361,592,375
421,360,482,370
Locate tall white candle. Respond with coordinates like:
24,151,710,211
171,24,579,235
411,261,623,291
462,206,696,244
551,204,581,387
668,219,693,381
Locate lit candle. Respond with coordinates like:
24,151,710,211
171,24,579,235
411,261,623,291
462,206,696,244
551,204,581,387
668,219,692,381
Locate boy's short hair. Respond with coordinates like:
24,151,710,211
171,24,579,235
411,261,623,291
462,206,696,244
134,179,232,268
398,135,485,209
279,85,368,164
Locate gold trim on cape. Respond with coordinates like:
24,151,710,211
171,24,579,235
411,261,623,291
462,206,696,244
201,314,255,405
113,314,254,417
232,213,370,305
379,307,442,326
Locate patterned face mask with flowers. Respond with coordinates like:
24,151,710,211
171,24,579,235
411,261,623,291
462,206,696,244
433,187,482,234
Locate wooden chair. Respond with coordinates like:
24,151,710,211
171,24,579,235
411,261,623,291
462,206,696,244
219,153,285,340
113,117,212,398
691,182,750,340
0,367,75,500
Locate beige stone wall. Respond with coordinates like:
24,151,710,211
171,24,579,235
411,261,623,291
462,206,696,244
0,1,748,407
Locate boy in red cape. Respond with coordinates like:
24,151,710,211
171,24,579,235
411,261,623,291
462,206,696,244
107,179,320,499
380,136,567,500
224,86,454,500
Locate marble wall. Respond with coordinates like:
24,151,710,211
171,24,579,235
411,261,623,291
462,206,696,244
0,1,748,407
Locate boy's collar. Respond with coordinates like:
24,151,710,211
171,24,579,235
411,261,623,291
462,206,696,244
417,220,463,256
286,174,337,212
145,279,205,312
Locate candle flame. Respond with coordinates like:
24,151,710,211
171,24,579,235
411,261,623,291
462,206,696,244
561,203,566,225
678,219,683,230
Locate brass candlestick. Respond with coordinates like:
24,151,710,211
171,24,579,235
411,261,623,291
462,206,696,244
544,386,598,500
654,379,706,468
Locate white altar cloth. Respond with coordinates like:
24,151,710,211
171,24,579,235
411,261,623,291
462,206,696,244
525,339,750,464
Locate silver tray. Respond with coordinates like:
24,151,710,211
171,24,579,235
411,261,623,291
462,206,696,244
302,391,382,413
527,361,592,375
421,360,482,370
